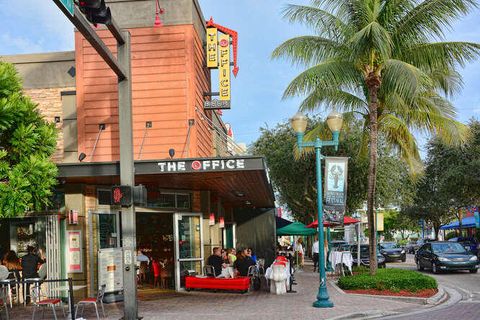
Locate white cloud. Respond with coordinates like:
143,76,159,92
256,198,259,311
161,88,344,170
0,33,43,54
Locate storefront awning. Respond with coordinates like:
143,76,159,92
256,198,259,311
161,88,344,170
276,222,316,236
440,216,477,230
57,156,275,208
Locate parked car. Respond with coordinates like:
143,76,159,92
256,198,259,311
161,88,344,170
379,242,407,262
448,237,479,256
350,244,386,268
331,241,348,250
415,241,479,274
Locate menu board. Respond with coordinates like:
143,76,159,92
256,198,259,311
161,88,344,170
67,230,83,273
98,248,123,293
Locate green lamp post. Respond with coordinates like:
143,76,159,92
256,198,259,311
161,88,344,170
290,110,343,308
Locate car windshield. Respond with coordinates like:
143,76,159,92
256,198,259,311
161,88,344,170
432,243,467,254
380,243,398,249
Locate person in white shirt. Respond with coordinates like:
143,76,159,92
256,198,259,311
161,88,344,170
312,237,319,272
295,238,304,269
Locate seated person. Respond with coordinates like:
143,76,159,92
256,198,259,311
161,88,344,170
234,248,256,276
206,247,224,277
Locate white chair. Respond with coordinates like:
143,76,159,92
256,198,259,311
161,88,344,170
74,284,106,320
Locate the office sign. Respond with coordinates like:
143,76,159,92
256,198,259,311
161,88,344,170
206,27,218,68
218,33,231,101
158,158,247,173
324,157,348,225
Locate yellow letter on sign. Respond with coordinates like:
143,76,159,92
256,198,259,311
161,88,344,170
206,27,218,68
218,34,231,101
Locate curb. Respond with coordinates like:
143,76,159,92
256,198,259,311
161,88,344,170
326,310,400,320
330,280,447,305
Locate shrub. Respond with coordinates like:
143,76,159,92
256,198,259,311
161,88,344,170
338,269,437,292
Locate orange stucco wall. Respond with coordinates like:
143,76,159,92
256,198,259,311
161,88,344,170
75,25,213,162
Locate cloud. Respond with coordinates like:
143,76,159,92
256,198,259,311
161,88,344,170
0,33,43,54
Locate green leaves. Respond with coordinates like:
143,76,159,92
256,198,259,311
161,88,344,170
0,62,58,217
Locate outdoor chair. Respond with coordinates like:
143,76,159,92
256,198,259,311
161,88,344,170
0,286,9,320
0,277,17,308
74,284,106,320
30,286,65,320
204,265,216,277
23,278,41,306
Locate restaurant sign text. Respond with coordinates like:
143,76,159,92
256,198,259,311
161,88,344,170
158,159,246,173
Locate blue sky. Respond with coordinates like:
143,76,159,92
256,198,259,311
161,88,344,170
1,0,479,149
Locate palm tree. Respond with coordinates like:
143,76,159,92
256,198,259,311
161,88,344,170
273,0,480,274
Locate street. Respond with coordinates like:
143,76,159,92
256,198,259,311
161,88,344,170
382,254,480,320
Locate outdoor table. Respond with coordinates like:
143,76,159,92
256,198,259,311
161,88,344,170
50,285,87,318
329,251,353,275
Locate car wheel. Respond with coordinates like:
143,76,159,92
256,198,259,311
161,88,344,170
470,269,478,274
432,262,439,274
416,260,424,271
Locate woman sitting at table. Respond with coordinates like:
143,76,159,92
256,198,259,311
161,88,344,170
3,250,21,281
234,248,255,277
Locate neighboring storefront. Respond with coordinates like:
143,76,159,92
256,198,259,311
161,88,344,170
1,0,276,297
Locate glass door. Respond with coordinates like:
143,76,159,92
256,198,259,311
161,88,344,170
173,213,203,291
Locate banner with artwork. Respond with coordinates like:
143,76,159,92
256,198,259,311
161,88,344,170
324,157,348,226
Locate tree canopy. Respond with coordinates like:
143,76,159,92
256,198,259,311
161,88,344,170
0,61,58,216
252,117,416,223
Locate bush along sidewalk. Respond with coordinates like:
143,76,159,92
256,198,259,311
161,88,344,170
338,268,438,297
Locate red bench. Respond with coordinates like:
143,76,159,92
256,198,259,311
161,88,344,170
185,276,250,292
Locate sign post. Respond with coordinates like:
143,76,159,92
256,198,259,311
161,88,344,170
59,0,74,16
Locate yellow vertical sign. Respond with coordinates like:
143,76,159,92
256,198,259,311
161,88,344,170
206,27,218,68
218,34,231,101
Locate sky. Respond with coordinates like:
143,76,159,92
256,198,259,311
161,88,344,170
0,0,479,149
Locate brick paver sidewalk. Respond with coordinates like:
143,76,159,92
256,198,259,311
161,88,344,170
8,262,428,320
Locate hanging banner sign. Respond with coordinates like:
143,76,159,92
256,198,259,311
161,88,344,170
324,157,348,226
218,34,231,101
206,27,218,68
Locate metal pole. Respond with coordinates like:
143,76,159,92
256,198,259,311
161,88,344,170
118,31,138,320
68,278,74,320
313,138,333,308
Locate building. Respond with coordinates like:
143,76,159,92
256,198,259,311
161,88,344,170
0,0,275,298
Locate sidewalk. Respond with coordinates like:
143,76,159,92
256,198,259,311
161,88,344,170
8,262,432,320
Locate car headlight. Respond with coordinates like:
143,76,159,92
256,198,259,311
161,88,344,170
438,257,450,262
401,250,405,254
469,256,478,261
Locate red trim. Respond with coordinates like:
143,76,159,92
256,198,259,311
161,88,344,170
206,17,239,77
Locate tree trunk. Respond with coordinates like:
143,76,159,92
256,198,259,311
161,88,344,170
366,72,381,276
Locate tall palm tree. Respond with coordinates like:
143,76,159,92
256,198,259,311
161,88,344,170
273,0,480,274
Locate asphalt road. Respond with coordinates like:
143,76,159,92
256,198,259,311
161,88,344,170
382,254,480,320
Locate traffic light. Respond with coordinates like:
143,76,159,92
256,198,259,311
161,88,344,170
78,0,112,25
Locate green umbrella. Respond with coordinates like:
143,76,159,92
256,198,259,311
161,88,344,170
277,221,317,236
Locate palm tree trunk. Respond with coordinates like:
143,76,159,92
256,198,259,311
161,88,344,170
366,72,381,276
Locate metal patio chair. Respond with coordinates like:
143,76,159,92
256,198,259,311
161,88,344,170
0,286,9,320
203,265,215,277
31,286,65,320
74,284,106,320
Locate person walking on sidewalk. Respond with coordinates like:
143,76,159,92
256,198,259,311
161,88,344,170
312,237,319,272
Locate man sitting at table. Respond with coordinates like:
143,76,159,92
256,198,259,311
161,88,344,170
207,247,224,277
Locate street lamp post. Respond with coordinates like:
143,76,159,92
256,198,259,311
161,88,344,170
290,111,343,308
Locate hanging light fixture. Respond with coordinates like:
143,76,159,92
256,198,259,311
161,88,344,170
154,0,165,27
209,213,215,226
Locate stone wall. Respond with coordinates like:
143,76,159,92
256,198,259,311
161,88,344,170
25,87,75,163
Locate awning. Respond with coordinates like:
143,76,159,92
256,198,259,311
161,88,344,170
440,216,476,230
275,216,293,229
277,222,316,236
57,156,275,208
307,216,360,228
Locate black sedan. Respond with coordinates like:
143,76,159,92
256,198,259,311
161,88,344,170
415,241,479,274
379,242,407,262
351,244,386,268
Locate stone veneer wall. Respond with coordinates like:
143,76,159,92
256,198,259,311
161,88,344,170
25,87,75,163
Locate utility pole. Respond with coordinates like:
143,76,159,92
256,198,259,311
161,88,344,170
52,1,137,319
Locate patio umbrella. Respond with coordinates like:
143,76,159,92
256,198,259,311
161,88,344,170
306,216,360,228
277,222,317,236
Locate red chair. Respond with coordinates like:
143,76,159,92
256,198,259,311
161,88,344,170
152,260,161,288
31,286,65,320
74,284,106,319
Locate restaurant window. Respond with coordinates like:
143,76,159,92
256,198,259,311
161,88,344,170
98,189,112,206
147,190,191,210
176,194,190,209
